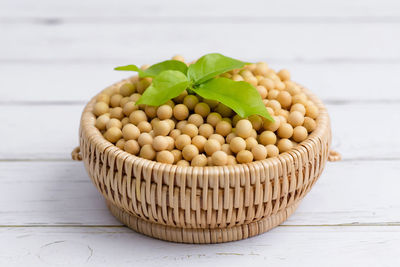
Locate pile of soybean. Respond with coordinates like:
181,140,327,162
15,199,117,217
93,56,319,166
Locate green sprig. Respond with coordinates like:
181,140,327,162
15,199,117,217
115,53,273,121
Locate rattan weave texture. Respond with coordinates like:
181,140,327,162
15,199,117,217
75,79,332,243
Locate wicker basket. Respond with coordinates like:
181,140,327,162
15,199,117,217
72,78,339,244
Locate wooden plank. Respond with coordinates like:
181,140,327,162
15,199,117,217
0,162,120,226
2,62,400,102
0,103,398,160
285,160,400,225
0,105,83,160
0,226,399,266
327,103,400,160
1,160,399,226
2,23,400,62
1,0,400,19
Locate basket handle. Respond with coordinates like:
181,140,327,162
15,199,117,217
328,150,341,162
71,146,82,161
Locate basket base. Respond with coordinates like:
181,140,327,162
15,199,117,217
107,201,300,244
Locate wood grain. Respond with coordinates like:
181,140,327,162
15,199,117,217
1,0,400,263
2,23,399,62
1,160,399,226
2,0,400,19
2,63,400,102
1,226,399,267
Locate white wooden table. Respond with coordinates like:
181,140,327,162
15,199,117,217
1,0,400,266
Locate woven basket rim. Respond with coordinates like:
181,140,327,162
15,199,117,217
79,77,330,173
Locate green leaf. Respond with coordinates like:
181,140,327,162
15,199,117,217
114,64,147,76
193,78,273,121
114,60,188,78
188,53,247,84
136,70,189,106
143,60,188,77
